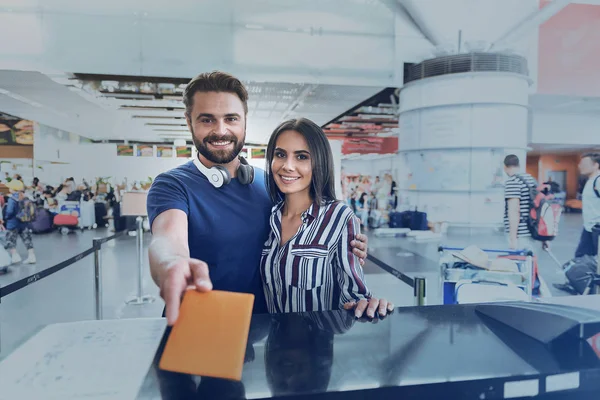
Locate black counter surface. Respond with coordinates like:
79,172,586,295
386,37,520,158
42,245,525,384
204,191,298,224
137,302,600,399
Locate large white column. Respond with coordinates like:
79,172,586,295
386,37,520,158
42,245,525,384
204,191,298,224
397,71,530,228
329,139,343,200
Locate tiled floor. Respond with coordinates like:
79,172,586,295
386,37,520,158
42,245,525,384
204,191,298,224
0,213,587,359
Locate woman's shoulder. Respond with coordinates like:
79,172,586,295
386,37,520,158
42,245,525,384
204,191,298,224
323,200,356,219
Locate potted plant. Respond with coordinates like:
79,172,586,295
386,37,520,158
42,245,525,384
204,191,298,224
140,176,153,191
96,176,111,194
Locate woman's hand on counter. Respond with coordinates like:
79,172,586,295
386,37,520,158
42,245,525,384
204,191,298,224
344,297,394,319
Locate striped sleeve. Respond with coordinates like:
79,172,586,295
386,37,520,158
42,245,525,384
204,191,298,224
307,310,355,334
504,178,522,199
334,207,371,304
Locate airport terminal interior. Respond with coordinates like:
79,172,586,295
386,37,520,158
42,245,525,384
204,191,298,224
1,1,600,399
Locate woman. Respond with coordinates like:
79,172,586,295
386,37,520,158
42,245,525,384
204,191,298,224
260,118,393,318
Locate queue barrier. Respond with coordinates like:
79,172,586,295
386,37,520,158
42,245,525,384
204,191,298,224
366,254,427,306
0,230,128,322
0,231,427,316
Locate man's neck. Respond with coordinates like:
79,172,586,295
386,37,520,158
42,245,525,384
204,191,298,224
197,154,240,178
589,170,600,180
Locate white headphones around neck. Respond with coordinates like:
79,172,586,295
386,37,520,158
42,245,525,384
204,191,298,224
193,156,255,188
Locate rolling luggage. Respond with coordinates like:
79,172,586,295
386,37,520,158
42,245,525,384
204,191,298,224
95,202,107,228
54,213,79,235
79,200,97,229
388,212,402,228
399,209,429,231
563,255,597,294
455,280,530,304
54,214,78,227
498,254,541,296
368,209,385,229
31,208,54,233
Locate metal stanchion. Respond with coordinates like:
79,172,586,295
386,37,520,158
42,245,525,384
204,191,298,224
93,238,103,320
414,276,427,306
126,216,155,305
596,232,600,295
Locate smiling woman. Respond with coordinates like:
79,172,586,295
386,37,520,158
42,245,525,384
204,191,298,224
261,118,394,318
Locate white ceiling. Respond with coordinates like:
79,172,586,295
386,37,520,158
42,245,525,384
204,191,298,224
0,0,598,151
528,143,600,156
0,69,383,144
529,93,600,114
0,70,133,140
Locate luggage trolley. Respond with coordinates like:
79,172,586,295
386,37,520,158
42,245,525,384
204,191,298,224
54,201,81,235
438,246,535,305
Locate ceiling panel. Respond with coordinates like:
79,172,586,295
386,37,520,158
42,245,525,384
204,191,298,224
0,70,384,145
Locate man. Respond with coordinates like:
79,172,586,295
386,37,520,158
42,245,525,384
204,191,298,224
147,71,369,326
503,154,542,250
575,152,600,257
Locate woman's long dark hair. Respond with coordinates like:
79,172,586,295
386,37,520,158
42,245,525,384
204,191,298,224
265,118,337,205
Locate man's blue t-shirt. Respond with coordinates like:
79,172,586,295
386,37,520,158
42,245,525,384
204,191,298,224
146,161,273,314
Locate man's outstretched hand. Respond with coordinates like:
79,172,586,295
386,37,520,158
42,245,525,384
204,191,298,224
159,257,213,326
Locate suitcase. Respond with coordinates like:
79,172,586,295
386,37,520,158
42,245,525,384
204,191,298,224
31,208,54,233
399,209,429,231
498,254,541,296
563,255,598,294
79,200,97,229
368,209,384,229
455,280,529,304
54,214,78,227
112,203,138,232
388,212,402,228
95,202,107,228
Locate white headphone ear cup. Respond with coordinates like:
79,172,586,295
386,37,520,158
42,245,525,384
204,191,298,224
206,170,224,188
215,166,231,186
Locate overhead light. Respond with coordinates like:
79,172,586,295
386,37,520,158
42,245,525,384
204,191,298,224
101,93,155,100
173,139,186,147
145,122,187,126
0,88,43,108
132,115,185,119
245,24,264,29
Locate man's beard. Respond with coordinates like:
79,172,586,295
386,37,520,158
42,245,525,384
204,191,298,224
191,128,245,164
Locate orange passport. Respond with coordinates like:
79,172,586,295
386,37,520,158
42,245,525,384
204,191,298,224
159,290,255,381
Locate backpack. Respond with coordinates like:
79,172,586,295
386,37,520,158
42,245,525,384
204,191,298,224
593,175,600,198
16,198,36,223
514,174,562,242
564,255,598,294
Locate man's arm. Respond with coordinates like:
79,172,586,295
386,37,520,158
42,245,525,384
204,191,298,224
148,209,190,285
146,173,212,325
149,210,213,325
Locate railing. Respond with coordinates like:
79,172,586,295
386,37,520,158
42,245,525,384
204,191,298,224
404,52,529,84
366,254,427,306
0,230,128,353
0,231,123,300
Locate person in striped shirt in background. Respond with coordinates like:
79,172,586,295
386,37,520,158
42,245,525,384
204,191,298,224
503,154,548,251
260,118,393,319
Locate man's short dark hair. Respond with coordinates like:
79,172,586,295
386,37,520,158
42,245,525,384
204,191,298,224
183,71,249,118
504,154,520,168
582,152,600,168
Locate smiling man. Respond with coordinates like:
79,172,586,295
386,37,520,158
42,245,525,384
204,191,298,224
146,71,369,325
